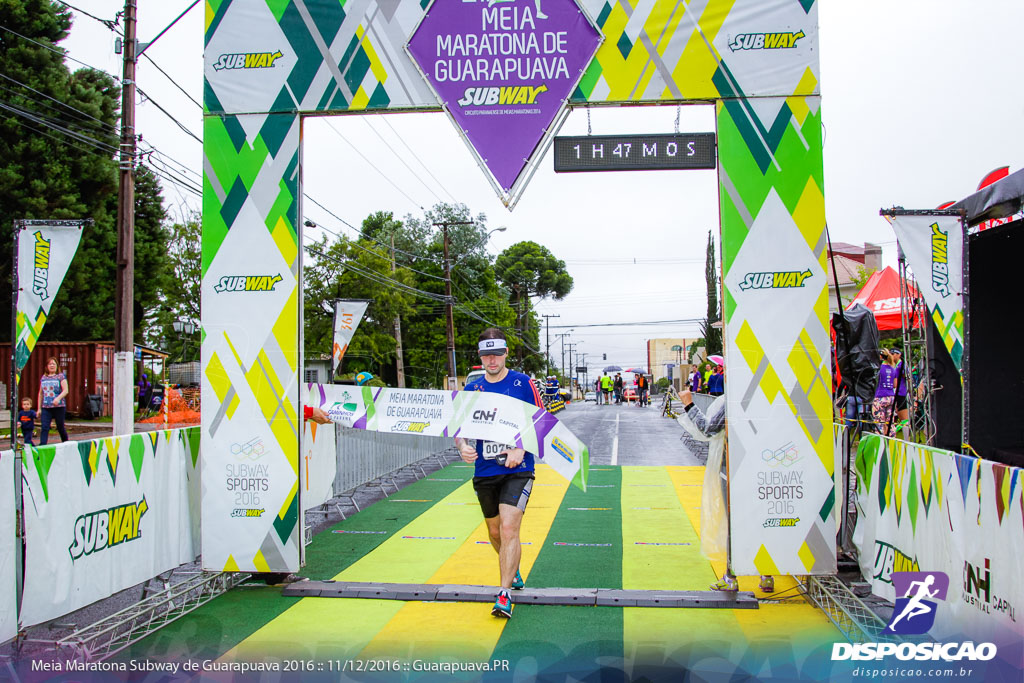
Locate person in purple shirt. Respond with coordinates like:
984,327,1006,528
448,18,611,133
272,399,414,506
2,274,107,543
455,327,543,620
872,349,898,436
891,349,910,437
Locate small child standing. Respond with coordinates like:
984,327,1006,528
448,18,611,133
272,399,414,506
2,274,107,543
19,397,37,446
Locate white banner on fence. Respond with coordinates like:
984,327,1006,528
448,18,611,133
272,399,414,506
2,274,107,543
310,384,589,490
20,428,200,627
854,434,1023,648
14,222,84,385
889,214,964,370
332,299,370,375
1,451,15,643
302,419,336,511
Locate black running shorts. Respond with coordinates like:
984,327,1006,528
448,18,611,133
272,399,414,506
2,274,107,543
473,472,535,519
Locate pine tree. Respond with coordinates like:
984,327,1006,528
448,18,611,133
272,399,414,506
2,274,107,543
0,0,168,342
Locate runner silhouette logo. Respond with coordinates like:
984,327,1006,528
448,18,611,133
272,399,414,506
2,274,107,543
885,571,949,634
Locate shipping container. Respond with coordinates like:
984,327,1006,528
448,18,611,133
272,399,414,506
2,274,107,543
1,342,114,416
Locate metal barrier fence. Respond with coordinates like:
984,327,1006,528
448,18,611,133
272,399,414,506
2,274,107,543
691,392,717,414
333,427,453,495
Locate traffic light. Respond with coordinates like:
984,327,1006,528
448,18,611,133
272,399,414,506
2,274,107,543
603,353,607,360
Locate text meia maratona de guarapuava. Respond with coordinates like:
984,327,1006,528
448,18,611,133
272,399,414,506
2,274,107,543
431,7,571,83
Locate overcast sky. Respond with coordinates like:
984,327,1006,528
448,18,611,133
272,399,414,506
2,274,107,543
58,1,1024,373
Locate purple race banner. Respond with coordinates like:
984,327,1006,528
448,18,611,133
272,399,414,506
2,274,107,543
407,0,601,200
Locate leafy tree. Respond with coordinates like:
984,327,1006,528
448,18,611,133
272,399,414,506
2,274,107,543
494,241,573,366
0,1,168,343
302,231,417,384
700,230,722,356
152,211,201,360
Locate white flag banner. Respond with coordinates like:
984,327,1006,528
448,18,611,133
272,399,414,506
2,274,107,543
0,450,15,643
332,299,370,375
889,214,964,370
309,384,589,490
14,221,85,384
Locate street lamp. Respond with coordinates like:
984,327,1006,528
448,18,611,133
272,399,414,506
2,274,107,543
172,320,196,362
486,226,507,240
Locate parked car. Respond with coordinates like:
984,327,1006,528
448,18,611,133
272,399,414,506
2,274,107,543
584,390,597,402
623,387,638,402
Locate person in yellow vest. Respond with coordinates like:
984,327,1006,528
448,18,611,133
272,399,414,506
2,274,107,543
600,374,613,405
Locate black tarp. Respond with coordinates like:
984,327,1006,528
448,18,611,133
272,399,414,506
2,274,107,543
951,167,1024,227
833,304,881,404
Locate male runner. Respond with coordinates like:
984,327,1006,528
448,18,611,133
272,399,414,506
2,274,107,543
456,328,544,619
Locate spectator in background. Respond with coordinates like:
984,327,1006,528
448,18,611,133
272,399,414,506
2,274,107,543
707,365,725,397
690,367,703,393
19,397,36,446
614,373,624,404
137,373,152,411
872,349,898,436
891,349,910,439
38,357,69,444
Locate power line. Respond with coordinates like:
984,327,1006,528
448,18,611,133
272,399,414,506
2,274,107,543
380,116,459,204
137,87,202,143
0,24,119,78
54,0,121,31
549,319,704,329
0,72,116,131
140,53,202,110
305,217,447,282
362,118,444,204
0,100,119,156
302,193,437,264
320,118,425,210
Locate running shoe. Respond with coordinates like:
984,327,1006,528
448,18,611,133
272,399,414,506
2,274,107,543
511,569,525,590
759,575,775,593
491,590,513,618
710,575,739,592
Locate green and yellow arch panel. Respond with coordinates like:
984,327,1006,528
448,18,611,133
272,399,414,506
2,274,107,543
202,0,831,574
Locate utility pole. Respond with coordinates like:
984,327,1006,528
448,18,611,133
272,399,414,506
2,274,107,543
566,343,577,394
113,0,138,435
541,314,559,374
391,234,406,387
434,220,473,390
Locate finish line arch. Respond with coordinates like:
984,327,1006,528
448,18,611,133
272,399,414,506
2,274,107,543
201,0,833,577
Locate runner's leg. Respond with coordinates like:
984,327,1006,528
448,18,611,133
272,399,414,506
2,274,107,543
497,504,524,589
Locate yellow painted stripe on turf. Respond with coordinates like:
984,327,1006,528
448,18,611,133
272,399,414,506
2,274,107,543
622,466,743,665
667,466,841,652
358,465,569,662
221,480,483,661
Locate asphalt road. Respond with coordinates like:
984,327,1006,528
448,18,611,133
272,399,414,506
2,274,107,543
557,395,704,466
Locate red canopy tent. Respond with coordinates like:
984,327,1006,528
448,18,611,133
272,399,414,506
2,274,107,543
848,266,921,330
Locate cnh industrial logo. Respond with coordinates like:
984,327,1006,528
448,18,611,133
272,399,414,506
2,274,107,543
832,571,997,662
